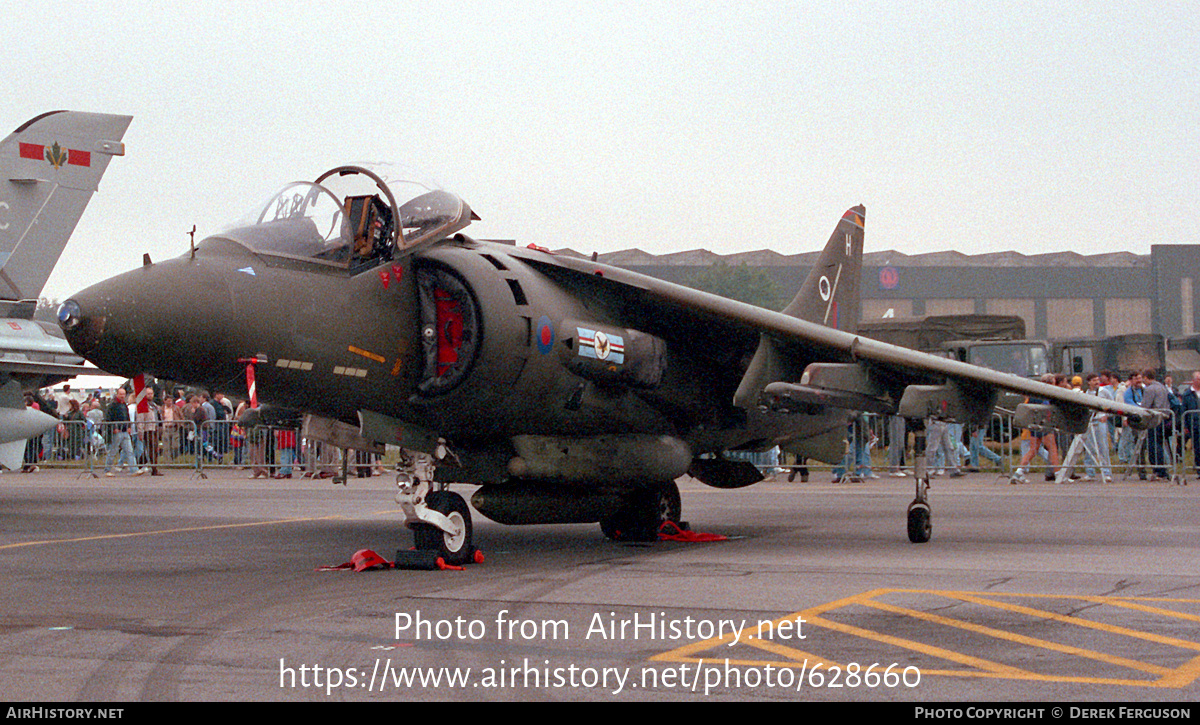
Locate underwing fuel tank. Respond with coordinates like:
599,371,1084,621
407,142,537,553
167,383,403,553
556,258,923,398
505,434,692,483
465,433,693,524
471,484,623,525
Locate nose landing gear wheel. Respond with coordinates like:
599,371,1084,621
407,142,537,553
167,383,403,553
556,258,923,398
413,490,473,565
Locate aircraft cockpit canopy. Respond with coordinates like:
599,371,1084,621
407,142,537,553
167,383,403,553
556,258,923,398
215,165,476,269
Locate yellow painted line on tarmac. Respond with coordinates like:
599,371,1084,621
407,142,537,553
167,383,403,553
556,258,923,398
653,588,1027,677
803,612,1031,677
1090,598,1200,623
957,591,1200,624
860,598,1172,677
1158,655,1200,689
730,636,838,669
900,590,1200,605
0,515,346,551
651,588,1200,687
942,591,1200,654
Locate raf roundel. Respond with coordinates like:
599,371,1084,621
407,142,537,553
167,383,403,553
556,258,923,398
536,316,555,355
879,266,899,290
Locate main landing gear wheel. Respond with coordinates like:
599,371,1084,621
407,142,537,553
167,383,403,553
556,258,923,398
600,480,681,542
413,490,473,565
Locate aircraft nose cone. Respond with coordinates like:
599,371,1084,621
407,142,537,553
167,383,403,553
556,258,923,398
60,257,236,381
58,298,108,360
59,288,134,376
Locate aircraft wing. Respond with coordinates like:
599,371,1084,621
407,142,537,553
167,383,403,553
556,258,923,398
0,318,92,387
509,246,1163,434
0,350,98,453
0,359,94,378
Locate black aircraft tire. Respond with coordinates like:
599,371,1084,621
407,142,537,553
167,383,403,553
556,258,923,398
598,513,628,541
413,491,473,565
652,479,683,525
600,480,681,542
907,506,931,543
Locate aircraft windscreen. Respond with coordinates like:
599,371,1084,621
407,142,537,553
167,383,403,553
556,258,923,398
219,182,354,264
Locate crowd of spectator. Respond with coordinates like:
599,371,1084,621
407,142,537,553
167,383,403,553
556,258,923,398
19,381,384,479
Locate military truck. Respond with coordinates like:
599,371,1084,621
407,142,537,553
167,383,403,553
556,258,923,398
857,313,1047,445
1166,336,1200,387
1053,334,1165,382
857,314,1051,379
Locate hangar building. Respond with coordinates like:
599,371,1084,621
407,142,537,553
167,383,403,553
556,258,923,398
582,245,1200,340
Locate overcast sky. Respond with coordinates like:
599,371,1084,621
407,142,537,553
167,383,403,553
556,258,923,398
6,1,1196,302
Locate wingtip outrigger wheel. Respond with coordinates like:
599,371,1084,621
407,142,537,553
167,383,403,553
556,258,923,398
907,465,932,543
907,499,931,543
907,427,932,543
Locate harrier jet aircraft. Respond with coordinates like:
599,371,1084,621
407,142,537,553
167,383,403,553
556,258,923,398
0,110,130,469
58,165,1161,562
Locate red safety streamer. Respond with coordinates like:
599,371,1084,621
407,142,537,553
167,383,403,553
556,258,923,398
658,521,728,543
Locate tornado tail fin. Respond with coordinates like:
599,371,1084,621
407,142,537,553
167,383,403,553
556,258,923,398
0,111,132,305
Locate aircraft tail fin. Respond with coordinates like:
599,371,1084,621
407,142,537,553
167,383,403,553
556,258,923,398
781,205,864,333
0,111,131,302
732,206,865,411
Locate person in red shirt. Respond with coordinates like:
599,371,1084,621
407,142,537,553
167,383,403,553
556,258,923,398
275,426,296,478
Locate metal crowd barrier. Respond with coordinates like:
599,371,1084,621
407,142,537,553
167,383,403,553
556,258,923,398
194,421,309,479
1107,408,1184,484
768,413,1012,483
31,418,386,480
35,419,203,476
33,419,92,474
1178,410,1200,484
767,408,1186,485
193,422,380,479
28,407,1188,485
